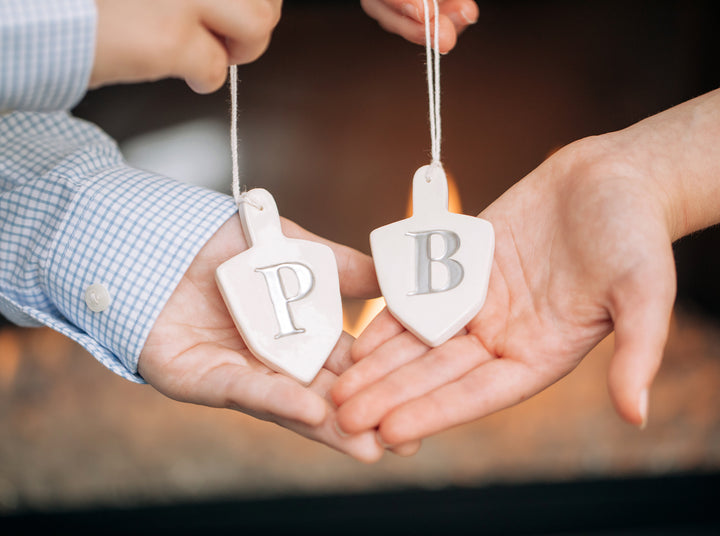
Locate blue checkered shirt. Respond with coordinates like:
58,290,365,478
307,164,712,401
1,0,237,382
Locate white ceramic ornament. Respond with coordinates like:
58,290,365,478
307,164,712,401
215,188,342,385
370,165,494,347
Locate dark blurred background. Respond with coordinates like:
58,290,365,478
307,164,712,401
2,1,720,534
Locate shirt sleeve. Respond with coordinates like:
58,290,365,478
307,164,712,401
0,111,237,382
0,0,96,112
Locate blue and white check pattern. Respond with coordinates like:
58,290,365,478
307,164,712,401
0,0,96,112
1,1,237,381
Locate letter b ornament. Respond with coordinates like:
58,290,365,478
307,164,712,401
370,165,494,347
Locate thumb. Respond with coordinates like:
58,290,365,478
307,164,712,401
331,243,381,299
607,265,676,428
280,218,380,299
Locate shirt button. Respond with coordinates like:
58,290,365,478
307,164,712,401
85,284,111,312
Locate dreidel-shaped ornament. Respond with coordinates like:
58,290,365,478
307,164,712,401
370,165,494,347
215,188,342,385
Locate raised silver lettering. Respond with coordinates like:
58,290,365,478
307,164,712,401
255,262,315,338
407,230,464,295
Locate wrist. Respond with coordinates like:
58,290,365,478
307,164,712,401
550,133,679,243
606,88,720,242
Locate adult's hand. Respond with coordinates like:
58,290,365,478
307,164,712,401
138,215,387,463
333,88,720,446
361,0,479,53
92,0,282,93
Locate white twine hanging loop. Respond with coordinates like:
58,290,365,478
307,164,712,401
422,0,442,170
229,64,262,211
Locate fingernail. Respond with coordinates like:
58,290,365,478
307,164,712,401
375,430,393,449
401,3,423,23
334,421,350,438
461,6,479,24
639,388,649,430
447,12,464,29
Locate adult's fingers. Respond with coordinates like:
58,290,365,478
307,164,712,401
323,332,357,377
335,334,494,434
281,218,381,299
272,407,385,464
333,329,429,405
361,0,458,53
439,0,479,32
142,344,328,427
350,307,406,362
377,0,478,32
607,259,676,428
278,364,385,463
377,357,553,445
200,0,282,65
181,29,229,94
389,439,423,457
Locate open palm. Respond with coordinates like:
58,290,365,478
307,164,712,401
332,138,677,445
139,215,386,463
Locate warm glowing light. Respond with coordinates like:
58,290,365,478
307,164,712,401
343,297,386,338
343,171,462,337
0,329,21,388
406,169,462,216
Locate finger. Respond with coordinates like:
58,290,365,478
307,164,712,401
607,263,676,428
291,367,385,463
361,0,458,53
382,0,479,32
281,218,380,299
333,330,429,406
389,439,422,457
200,0,282,65
377,357,552,444
276,411,384,464
438,0,479,33
224,362,382,463
181,30,229,94
336,334,494,434
322,332,356,377
142,343,328,426
350,307,406,362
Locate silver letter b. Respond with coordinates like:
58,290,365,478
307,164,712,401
407,230,464,295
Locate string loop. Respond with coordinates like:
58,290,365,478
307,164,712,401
422,0,442,167
229,65,263,211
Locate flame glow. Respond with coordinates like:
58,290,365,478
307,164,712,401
343,170,462,337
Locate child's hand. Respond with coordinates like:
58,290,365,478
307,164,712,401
138,215,397,463
91,0,282,93
360,0,478,53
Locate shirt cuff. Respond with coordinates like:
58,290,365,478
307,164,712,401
43,169,237,382
0,0,96,112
